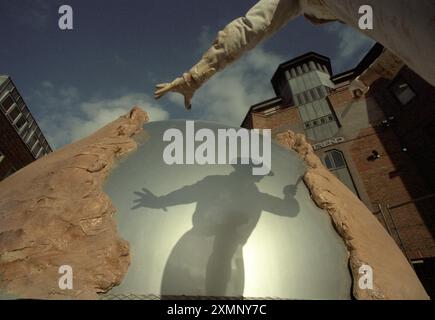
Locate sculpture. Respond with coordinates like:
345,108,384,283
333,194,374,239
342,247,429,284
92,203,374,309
0,108,429,299
154,0,435,109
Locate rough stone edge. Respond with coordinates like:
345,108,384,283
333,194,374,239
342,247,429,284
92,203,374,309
275,130,429,300
0,106,149,299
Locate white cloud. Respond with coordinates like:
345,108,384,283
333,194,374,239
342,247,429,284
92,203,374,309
326,22,375,71
32,85,169,149
74,94,169,141
168,26,285,127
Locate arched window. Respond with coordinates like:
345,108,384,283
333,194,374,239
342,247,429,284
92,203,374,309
324,150,359,197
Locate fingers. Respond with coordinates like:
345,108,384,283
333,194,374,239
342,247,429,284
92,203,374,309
141,187,152,195
133,191,145,197
154,83,173,99
154,77,195,110
184,95,192,110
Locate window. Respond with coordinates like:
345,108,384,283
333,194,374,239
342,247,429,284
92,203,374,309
31,141,40,153
7,105,21,122
11,88,19,101
312,89,319,101
22,108,30,119
325,150,346,169
20,125,31,140
312,88,320,100
315,87,323,99
27,132,38,149
35,147,44,159
42,140,49,150
304,91,311,103
324,150,359,197
21,120,33,139
15,115,27,132
392,80,416,105
16,97,24,110
1,95,14,112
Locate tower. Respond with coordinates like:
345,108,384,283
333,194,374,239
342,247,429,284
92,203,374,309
270,52,339,142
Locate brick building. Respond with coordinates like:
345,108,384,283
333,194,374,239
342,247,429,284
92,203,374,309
0,75,52,181
242,44,435,297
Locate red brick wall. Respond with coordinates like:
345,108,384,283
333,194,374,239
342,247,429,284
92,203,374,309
348,127,435,259
252,107,301,131
328,87,354,109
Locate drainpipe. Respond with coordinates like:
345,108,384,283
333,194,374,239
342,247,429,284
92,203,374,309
378,203,393,235
386,204,413,265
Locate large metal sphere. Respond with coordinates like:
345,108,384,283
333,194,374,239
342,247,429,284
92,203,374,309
104,120,351,299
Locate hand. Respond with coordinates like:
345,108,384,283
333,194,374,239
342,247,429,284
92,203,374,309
154,73,198,110
283,184,297,198
132,187,167,212
349,77,370,98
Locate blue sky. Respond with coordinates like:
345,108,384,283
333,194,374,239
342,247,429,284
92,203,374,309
0,0,374,149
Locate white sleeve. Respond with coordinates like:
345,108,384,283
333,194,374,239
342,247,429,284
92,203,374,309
189,0,302,86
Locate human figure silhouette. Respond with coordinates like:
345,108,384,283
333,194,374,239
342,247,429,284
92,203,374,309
132,161,300,297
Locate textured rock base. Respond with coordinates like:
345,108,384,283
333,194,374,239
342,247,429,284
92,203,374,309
275,130,429,300
0,108,429,299
0,107,148,299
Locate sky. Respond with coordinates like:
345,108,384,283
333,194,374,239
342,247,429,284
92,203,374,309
0,0,375,149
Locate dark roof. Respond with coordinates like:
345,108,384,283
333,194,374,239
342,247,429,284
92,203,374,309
271,52,332,95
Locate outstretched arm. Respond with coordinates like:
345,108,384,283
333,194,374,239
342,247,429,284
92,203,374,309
132,180,205,210
155,0,302,109
259,184,300,217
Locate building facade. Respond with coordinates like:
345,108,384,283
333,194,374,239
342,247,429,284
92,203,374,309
0,75,52,181
242,44,435,297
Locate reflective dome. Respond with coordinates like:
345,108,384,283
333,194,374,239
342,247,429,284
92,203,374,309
104,120,351,299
